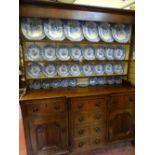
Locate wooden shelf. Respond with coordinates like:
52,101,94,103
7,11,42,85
26,74,127,80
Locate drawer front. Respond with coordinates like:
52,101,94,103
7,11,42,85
27,99,66,115
74,113,89,125
91,124,105,138
74,126,90,139
73,138,90,151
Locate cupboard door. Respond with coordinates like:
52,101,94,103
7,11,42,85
108,109,133,142
29,113,68,155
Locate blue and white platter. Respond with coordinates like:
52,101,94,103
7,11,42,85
112,24,131,43
27,63,42,78
25,44,42,61
83,46,95,60
42,80,51,89
68,79,77,87
30,80,42,90
21,18,45,40
56,46,70,61
107,78,115,85
97,77,106,85
114,46,126,60
70,46,83,61
82,65,93,76
105,47,114,60
57,65,69,77
82,21,100,42
95,47,106,60
89,77,98,86
51,80,61,88
69,64,81,76
44,19,65,41
113,63,124,74
94,64,104,75
98,23,114,42
43,45,56,61
61,79,69,88
115,77,122,84
64,20,84,41
43,64,57,77
104,63,113,75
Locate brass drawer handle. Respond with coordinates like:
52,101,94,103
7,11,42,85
94,139,100,144
78,142,85,147
95,127,100,133
32,108,38,112
78,129,85,135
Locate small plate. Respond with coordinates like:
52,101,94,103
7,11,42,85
114,46,126,60
94,64,104,75
44,19,65,41
115,77,122,84
82,65,93,76
56,46,70,61
30,80,41,89
89,77,98,86
83,21,100,42
51,80,61,88
68,79,77,87
107,78,115,85
105,47,114,60
69,64,81,76
113,64,124,74
57,65,69,77
70,46,83,61
43,45,56,61
21,18,45,40
25,44,42,61
42,80,51,89
43,64,57,77
83,46,95,60
64,20,84,41
112,24,131,43
104,63,113,75
61,79,69,88
27,63,42,78
95,47,106,60
97,78,106,85
98,23,114,42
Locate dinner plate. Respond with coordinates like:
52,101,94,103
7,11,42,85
56,46,70,61
82,21,100,42
97,77,106,85
42,80,51,89
61,79,69,88
83,46,95,60
107,78,115,85
94,64,104,75
82,65,93,76
51,80,61,88
64,20,84,41
98,23,114,42
25,44,42,61
70,45,83,61
68,79,77,87
113,64,124,74
115,77,122,84
105,47,114,60
89,77,98,86
104,63,113,75
43,45,56,61
114,46,126,60
43,64,57,77
27,63,42,78
112,24,131,43
57,65,69,77
44,19,65,41
95,47,106,60
21,17,45,40
30,80,41,89
69,64,81,76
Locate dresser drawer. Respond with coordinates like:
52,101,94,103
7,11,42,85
74,113,89,125
74,126,90,139
73,138,90,151
27,99,66,115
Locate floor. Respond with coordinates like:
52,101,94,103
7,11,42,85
19,107,134,155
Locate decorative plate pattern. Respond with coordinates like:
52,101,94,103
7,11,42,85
104,63,113,75
94,64,104,75
43,45,56,61
82,65,93,76
89,77,98,86
30,80,42,89
21,18,45,40
107,77,115,85
42,80,51,89
57,65,69,77
105,47,114,60
68,79,77,87
44,19,65,41
43,64,57,77
97,78,106,85
95,47,106,60
56,46,70,61
113,63,124,74
114,46,126,60
61,79,69,88
83,46,95,60
69,64,81,76
51,80,61,88
70,45,83,61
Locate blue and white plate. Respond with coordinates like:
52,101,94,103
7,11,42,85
43,45,56,61
89,77,98,86
57,65,69,77
44,19,65,41
21,18,45,40
51,80,61,88
98,23,114,42
25,44,42,61
70,46,83,61
95,47,106,60
97,78,106,85
30,80,41,89
64,20,84,41
94,64,104,75
82,65,93,76
43,64,57,77
82,21,100,42
114,46,126,60
112,24,131,43
69,64,81,76
105,47,114,60
115,77,122,84
27,63,42,78
107,78,115,85
42,80,51,89
61,79,69,88
104,63,113,75
56,46,70,61
69,79,77,87
113,63,124,74
83,46,95,60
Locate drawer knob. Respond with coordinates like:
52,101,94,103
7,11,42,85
78,129,84,135
77,104,83,109
54,106,60,110
78,117,84,122
95,127,100,133
33,108,38,112
94,139,100,144
95,103,100,107
94,114,101,120
78,142,84,147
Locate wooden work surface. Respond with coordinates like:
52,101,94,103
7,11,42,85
20,85,134,101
